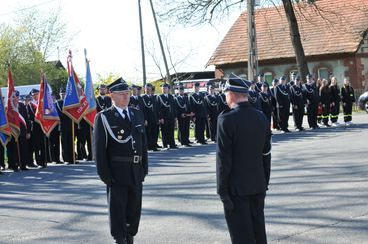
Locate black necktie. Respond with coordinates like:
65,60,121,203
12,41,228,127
123,110,130,123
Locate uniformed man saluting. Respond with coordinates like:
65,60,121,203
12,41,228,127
93,78,148,244
217,76,271,244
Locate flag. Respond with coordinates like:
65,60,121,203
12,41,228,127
63,52,89,123
35,74,60,137
0,88,12,146
83,49,97,126
6,67,20,140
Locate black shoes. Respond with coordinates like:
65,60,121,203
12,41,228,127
126,235,134,244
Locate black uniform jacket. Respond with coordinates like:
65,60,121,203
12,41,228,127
157,94,176,120
93,106,148,186
96,95,112,112
141,94,159,124
216,101,271,197
190,92,207,118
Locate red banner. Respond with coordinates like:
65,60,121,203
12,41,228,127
6,67,20,140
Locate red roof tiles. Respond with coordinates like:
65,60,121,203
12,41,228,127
207,0,368,66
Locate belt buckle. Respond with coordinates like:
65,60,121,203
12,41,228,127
133,155,140,163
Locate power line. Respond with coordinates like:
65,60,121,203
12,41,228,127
0,0,59,17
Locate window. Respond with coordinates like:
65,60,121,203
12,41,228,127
264,72,273,85
318,68,329,80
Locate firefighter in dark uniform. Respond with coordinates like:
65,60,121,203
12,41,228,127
28,88,47,168
270,79,280,130
141,84,160,151
151,86,161,149
93,78,148,244
205,84,219,142
18,93,32,170
217,77,271,244
55,88,75,164
249,82,262,110
48,93,62,164
157,84,177,149
218,81,229,113
96,84,112,112
6,90,21,171
259,83,272,126
190,82,207,144
174,84,192,146
129,85,145,112
304,74,319,129
329,77,341,126
341,78,355,125
276,76,291,132
290,76,305,131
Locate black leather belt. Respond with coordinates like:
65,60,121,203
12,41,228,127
111,156,142,164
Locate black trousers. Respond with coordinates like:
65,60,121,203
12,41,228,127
49,127,60,163
0,145,4,168
7,136,19,170
160,119,175,148
205,119,210,139
208,116,217,142
343,102,353,122
152,124,160,148
108,184,142,242
32,123,47,167
277,106,289,131
195,117,206,143
272,109,280,130
224,193,267,244
177,117,190,145
330,102,340,123
306,103,318,128
61,125,74,163
322,103,330,125
18,136,29,169
77,126,92,160
146,122,158,149
292,106,304,129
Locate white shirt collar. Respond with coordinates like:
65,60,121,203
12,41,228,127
113,105,130,120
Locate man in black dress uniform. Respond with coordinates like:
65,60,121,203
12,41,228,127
217,77,271,244
28,89,47,168
270,79,280,130
175,84,192,146
157,84,177,149
304,74,319,129
190,82,207,144
289,76,305,131
55,88,75,164
276,76,291,133
96,84,112,112
141,84,160,151
18,93,32,170
259,83,272,127
129,85,145,112
93,78,148,244
205,84,219,142
218,81,229,114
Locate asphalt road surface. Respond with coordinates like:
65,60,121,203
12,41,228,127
1,113,367,244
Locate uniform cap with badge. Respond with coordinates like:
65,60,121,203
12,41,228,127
224,74,250,94
107,77,129,93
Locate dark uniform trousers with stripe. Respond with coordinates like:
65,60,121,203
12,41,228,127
93,106,148,243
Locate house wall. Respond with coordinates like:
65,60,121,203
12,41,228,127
356,32,368,91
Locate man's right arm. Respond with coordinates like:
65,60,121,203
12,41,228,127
93,113,113,185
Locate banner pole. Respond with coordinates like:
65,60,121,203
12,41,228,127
72,122,75,164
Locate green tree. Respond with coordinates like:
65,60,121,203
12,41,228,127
0,6,70,88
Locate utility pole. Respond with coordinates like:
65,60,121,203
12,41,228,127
247,0,258,82
138,0,147,86
149,0,171,84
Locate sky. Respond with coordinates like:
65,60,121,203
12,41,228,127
0,0,241,84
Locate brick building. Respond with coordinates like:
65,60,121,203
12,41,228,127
207,0,368,94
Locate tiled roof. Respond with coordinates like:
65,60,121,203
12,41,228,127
207,0,368,66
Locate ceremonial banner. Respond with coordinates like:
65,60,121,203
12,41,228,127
83,49,97,126
35,74,60,137
0,88,12,146
6,67,20,140
63,52,89,123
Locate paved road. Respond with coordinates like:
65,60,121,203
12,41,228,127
1,113,367,243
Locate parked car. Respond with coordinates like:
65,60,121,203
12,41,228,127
358,91,368,113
